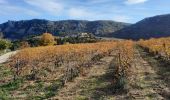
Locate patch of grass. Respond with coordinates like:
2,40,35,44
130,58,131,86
0,65,17,99
44,80,63,98
0,65,13,78
37,81,44,89
45,91,56,98
0,78,23,99
0,79,23,91
0,89,9,100
26,80,63,99
146,93,157,99
27,95,45,100
75,95,88,100
76,76,114,100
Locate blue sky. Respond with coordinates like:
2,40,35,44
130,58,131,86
0,0,170,23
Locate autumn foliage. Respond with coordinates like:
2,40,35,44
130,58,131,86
8,40,135,86
138,37,170,61
40,33,56,46
8,42,116,81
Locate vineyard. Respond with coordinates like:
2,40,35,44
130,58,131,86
138,37,170,62
8,42,117,81
8,41,134,83
0,40,135,99
0,39,170,99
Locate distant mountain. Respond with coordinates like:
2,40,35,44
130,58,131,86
112,14,170,40
0,19,130,40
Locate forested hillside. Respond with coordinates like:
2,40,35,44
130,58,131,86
0,19,130,40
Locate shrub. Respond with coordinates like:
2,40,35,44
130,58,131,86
0,39,12,50
40,33,56,46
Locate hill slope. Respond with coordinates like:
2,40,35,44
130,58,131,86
0,19,130,40
112,14,170,40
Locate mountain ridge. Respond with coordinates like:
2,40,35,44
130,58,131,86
0,19,130,40
112,14,170,40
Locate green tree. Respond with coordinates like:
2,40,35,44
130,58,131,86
0,39,12,50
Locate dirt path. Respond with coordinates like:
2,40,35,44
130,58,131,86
0,51,17,64
52,56,115,100
127,48,170,100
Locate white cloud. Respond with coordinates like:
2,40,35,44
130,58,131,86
0,6,40,16
112,15,131,22
125,0,148,5
68,8,92,19
24,0,64,15
0,1,40,16
68,8,131,22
